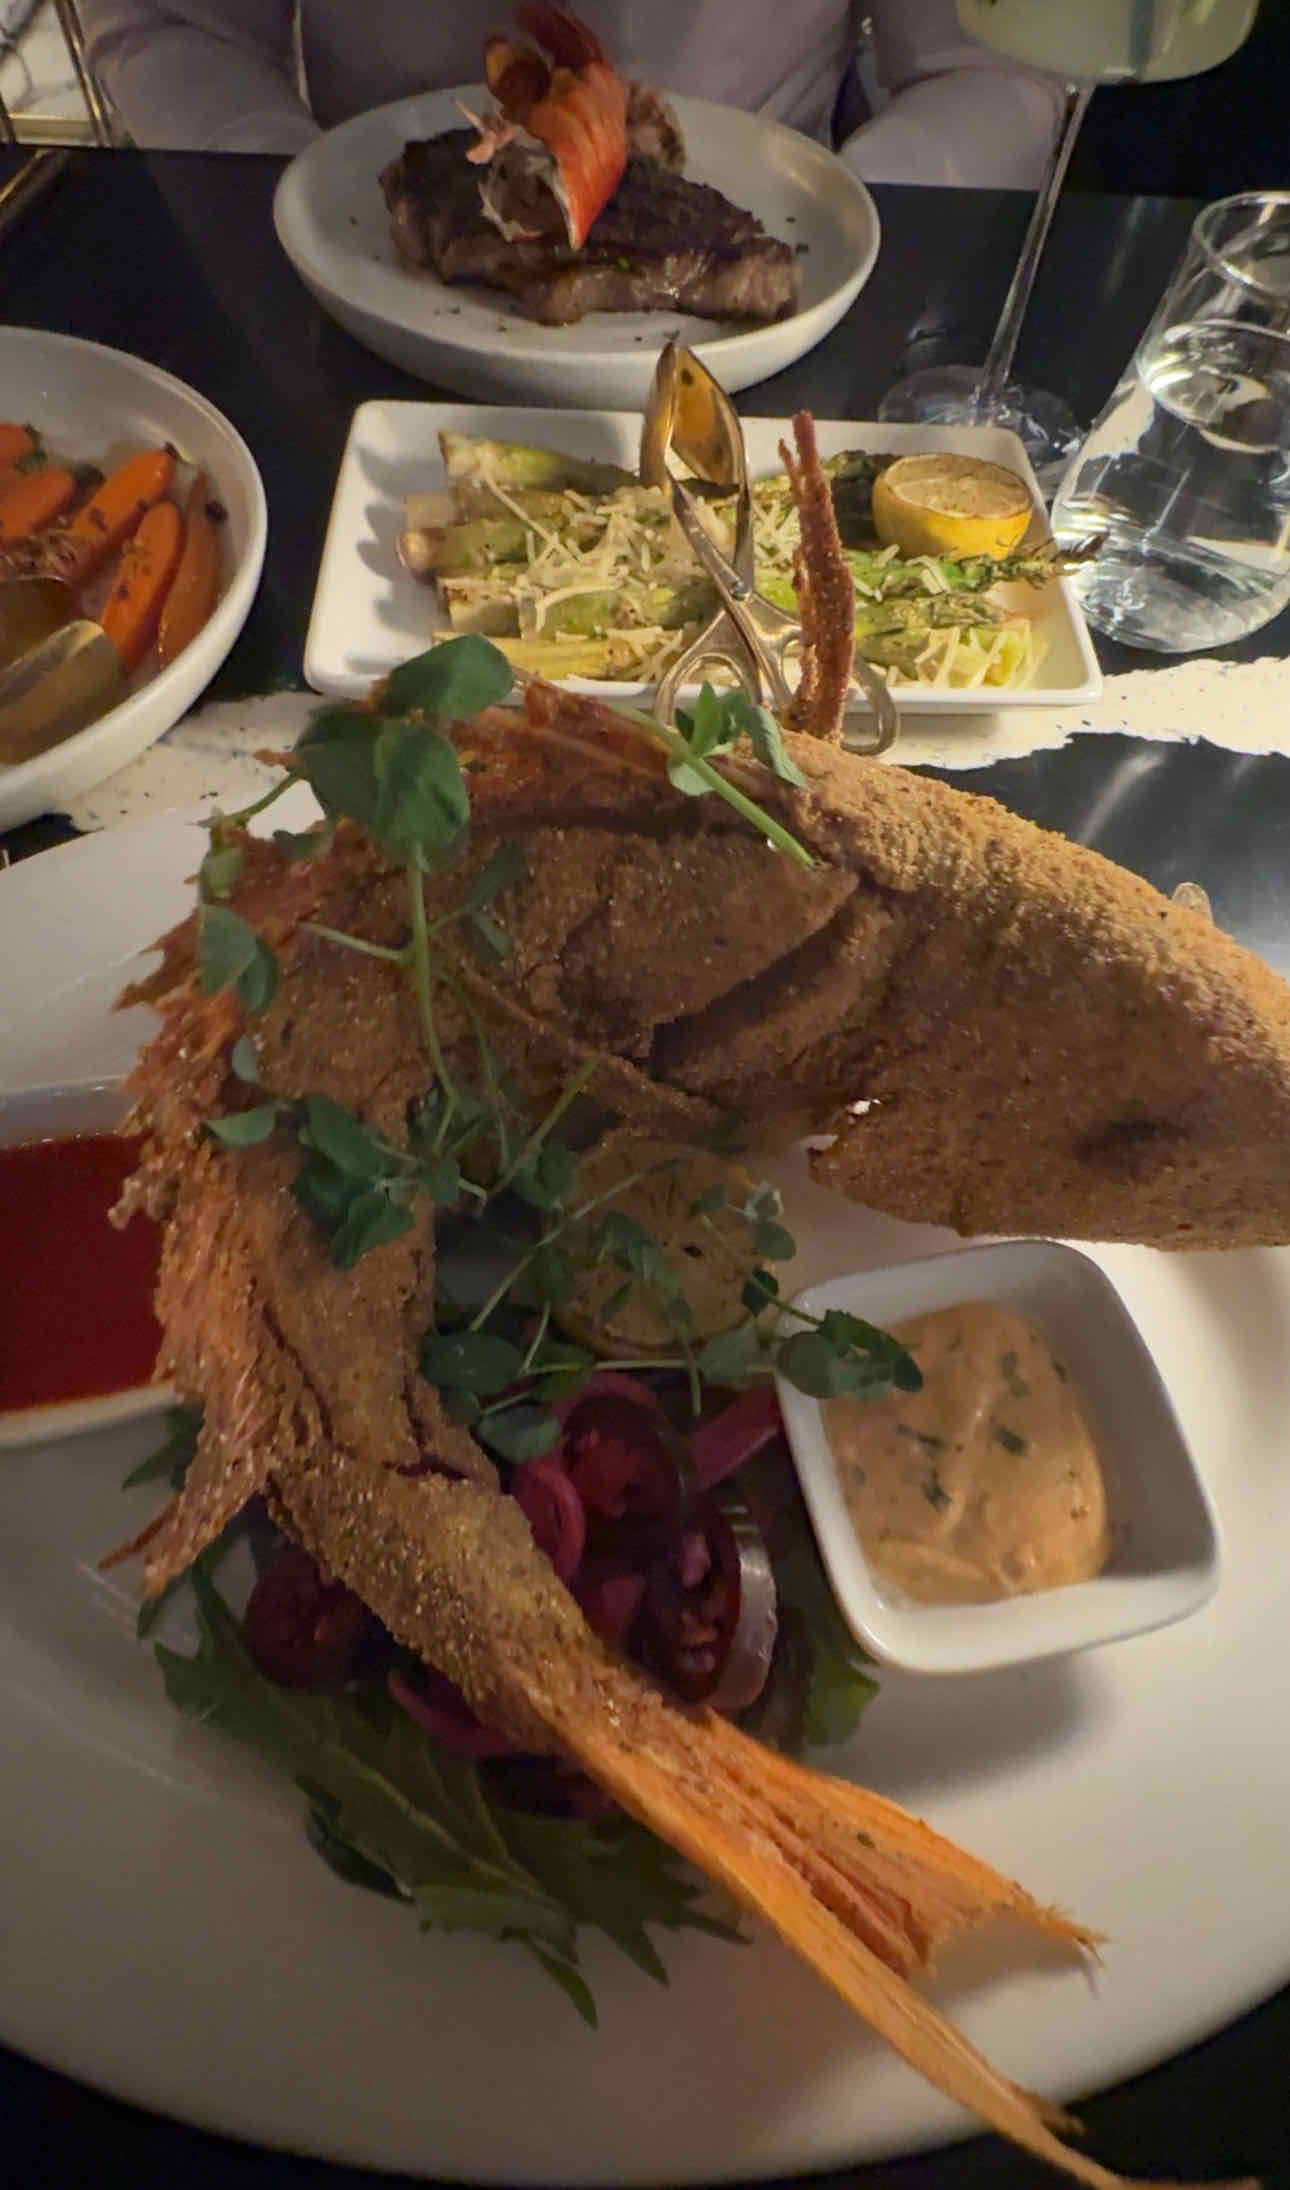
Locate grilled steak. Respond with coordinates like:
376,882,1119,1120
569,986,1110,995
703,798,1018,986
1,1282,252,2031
380,131,800,326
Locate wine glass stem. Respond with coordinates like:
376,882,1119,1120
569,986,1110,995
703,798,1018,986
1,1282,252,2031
975,80,1094,418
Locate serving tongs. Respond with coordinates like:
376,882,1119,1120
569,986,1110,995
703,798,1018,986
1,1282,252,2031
639,343,899,754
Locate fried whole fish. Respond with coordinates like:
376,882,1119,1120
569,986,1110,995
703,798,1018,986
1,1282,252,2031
109,407,1272,2185
110,661,1281,2189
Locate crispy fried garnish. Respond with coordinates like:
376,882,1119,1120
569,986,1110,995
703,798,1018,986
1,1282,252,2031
779,410,855,743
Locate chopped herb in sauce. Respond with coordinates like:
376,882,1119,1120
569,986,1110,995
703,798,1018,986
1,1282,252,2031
823,1301,1109,1605
897,1423,948,1455
999,1348,1030,1399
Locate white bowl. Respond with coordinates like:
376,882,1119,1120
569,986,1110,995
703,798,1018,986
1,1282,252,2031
0,328,267,832
774,1239,1220,1676
0,1079,172,1449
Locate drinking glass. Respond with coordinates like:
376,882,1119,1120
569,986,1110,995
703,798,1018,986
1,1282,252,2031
1051,192,1290,651
877,0,1259,487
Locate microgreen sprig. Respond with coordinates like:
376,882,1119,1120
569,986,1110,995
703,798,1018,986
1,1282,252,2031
192,636,909,1423
611,686,813,869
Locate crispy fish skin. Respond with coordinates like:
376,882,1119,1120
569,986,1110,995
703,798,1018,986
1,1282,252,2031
444,700,1290,1252
124,695,1290,1251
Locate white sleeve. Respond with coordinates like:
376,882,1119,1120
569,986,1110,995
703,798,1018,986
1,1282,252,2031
80,0,321,152
839,0,1067,188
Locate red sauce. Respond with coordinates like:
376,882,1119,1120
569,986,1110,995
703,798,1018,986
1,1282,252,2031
0,1132,162,1413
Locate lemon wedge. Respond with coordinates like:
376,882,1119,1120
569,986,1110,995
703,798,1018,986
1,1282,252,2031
872,453,1033,561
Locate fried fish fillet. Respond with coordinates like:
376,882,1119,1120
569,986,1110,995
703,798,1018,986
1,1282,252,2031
131,683,1290,1251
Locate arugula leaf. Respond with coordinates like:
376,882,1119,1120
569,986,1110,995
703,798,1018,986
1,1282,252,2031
151,1567,732,2017
304,1787,403,1897
526,1946,599,2028
773,1539,879,1749
121,1402,202,1490
158,1572,575,1946
197,905,279,1012
503,1809,743,1983
382,635,513,721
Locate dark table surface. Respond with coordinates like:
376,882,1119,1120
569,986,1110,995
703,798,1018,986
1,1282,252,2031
1,149,1287,2190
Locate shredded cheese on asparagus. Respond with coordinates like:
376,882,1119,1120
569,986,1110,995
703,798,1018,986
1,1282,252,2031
424,443,1051,689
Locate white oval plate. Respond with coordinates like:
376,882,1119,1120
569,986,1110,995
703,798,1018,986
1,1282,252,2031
0,329,268,833
273,92,880,409
304,401,1103,710
1,817,1288,2185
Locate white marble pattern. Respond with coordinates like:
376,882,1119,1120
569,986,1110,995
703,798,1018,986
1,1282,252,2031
62,652,1290,833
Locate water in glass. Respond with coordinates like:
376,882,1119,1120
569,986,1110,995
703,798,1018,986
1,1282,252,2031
1052,316,1290,650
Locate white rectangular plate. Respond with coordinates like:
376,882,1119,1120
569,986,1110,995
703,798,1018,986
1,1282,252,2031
304,402,1104,715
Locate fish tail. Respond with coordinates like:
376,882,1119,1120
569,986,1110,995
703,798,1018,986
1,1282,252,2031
535,1677,1248,2190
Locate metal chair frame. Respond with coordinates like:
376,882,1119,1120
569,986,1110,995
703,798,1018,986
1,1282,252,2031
0,0,121,147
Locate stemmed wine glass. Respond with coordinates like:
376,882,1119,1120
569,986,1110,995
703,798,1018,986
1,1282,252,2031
877,0,1260,487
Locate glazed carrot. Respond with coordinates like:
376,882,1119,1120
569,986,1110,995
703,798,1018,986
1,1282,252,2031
100,498,184,672
157,472,221,669
0,424,36,466
63,446,176,588
0,464,77,544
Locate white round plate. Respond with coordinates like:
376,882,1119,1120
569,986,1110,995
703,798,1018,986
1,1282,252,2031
0,329,267,833
1,817,1287,2184
272,91,880,408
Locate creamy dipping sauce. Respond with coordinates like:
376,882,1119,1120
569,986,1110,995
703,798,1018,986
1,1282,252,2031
824,1301,1110,1606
